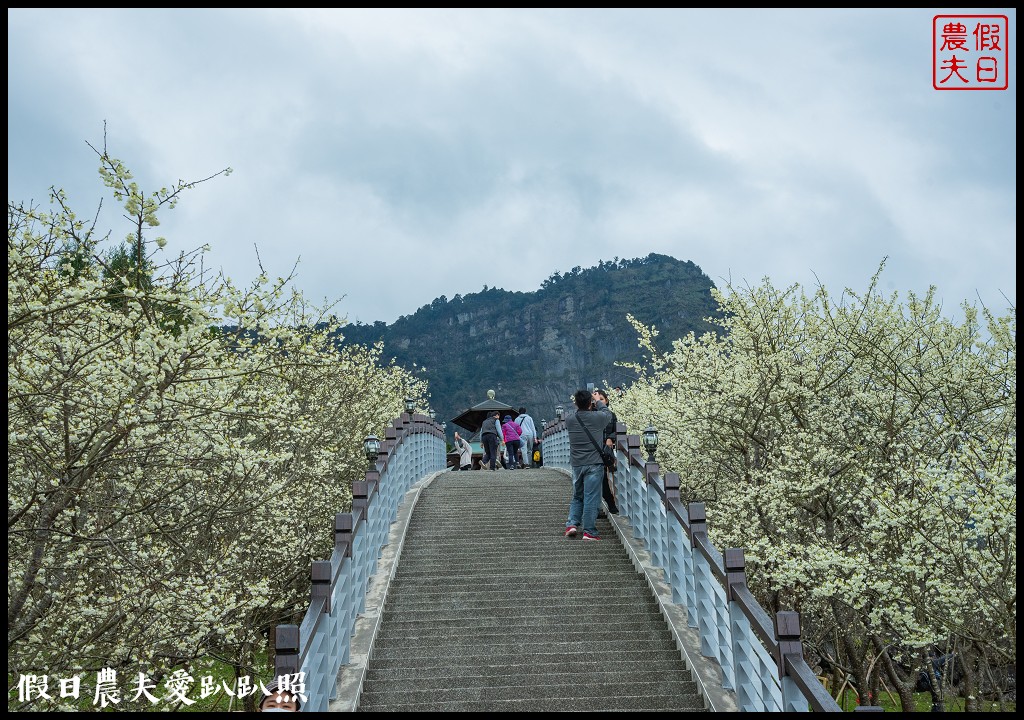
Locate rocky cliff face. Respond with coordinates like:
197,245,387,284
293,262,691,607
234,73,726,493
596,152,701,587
333,254,722,435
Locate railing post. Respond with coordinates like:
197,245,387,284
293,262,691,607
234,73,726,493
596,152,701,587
365,465,380,491
352,481,369,519
312,560,332,613
662,472,680,503
724,548,745,602
775,611,807,712
335,512,353,557
723,548,746,700
647,469,667,569
625,434,641,523
352,481,371,612
274,623,299,678
774,611,802,675
613,421,626,508
362,469,384,559
641,454,659,543
662,473,680,592
688,502,706,543
687,503,706,632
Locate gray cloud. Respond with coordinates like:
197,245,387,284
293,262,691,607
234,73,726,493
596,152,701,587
8,8,1016,325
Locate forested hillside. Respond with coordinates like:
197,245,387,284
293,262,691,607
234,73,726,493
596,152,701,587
333,253,722,430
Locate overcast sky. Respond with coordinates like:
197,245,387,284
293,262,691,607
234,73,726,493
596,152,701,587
8,8,1016,326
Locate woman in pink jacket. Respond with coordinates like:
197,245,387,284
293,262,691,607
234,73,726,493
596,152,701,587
501,415,523,469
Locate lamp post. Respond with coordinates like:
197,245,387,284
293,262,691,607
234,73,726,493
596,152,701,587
428,408,436,421
642,425,659,462
363,435,380,471
555,404,564,421
404,397,415,417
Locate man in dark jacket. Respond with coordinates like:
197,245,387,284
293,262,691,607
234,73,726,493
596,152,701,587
593,388,619,515
480,411,504,471
564,389,613,541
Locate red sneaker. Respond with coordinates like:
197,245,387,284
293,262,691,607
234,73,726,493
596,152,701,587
582,531,601,541
564,526,578,538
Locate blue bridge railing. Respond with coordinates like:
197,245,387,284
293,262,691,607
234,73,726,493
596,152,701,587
268,409,872,712
541,418,856,713
272,412,446,712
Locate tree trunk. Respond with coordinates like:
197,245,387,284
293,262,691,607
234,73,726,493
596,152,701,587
959,642,979,712
840,628,870,706
923,647,946,712
873,635,916,712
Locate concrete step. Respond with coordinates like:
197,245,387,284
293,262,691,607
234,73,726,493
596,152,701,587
372,626,675,649
368,634,682,661
358,692,708,712
359,679,700,706
355,470,705,712
374,613,665,635
363,653,687,679
364,669,697,695
378,600,661,624
383,583,655,606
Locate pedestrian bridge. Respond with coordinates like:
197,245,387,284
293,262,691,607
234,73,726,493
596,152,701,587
270,411,854,712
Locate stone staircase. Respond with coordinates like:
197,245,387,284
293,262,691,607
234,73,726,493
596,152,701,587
354,469,708,712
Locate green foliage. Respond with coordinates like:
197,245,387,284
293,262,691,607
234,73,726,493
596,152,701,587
101,240,155,306
57,238,96,281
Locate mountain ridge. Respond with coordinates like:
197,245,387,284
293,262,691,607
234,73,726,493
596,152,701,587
332,253,722,435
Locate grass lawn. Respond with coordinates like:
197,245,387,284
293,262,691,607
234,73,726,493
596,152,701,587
835,687,1015,712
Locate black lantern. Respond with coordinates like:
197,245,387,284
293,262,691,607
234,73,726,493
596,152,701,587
642,425,659,462
363,435,380,469
428,408,436,420
555,404,564,421
404,397,416,416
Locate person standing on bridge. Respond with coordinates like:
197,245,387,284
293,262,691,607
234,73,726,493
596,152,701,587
592,388,619,516
501,414,523,469
564,389,613,541
480,411,504,471
514,407,537,468
453,432,473,471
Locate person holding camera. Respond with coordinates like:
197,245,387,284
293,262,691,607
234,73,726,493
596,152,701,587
592,388,619,516
563,389,613,541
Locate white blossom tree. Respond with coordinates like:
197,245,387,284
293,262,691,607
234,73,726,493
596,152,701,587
8,141,427,710
616,264,1015,711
